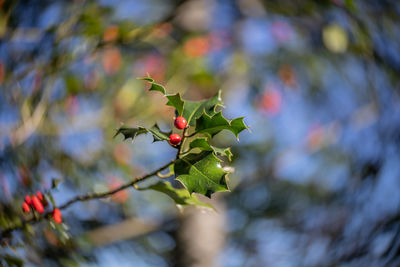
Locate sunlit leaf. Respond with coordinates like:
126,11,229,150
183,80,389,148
189,137,233,161
195,111,248,139
182,91,223,126
174,152,229,197
166,93,184,115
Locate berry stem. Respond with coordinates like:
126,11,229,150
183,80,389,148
176,127,188,159
185,131,197,138
179,149,191,157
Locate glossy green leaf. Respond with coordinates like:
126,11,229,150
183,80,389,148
189,137,233,161
195,111,248,139
166,93,184,115
147,124,172,142
174,152,229,197
139,181,214,210
115,124,171,142
182,90,224,126
139,77,223,124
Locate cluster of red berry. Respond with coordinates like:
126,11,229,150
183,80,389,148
169,116,187,145
22,191,62,224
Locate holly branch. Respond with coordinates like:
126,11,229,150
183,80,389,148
1,77,248,240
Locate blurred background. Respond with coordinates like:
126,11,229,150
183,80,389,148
1,0,400,266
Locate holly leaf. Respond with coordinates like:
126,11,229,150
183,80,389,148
139,77,184,115
195,111,248,139
166,93,184,115
189,137,233,161
137,77,166,94
147,124,172,142
139,77,223,125
115,124,171,142
139,181,214,210
174,151,229,197
182,91,223,126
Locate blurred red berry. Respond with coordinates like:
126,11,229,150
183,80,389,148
278,64,297,88
0,61,4,85
31,195,44,214
36,191,43,201
102,47,121,75
22,202,30,213
169,133,181,145
108,175,129,204
174,116,187,129
103,25,119,43
183,36,210,58
152,22,172,38
52,208,62,224
24,195,32,205
259,89,282,115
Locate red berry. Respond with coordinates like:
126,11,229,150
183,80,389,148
174,116,187,130
31,195,44,214
169,133,181,145
24,195,32,205
36,191,43,202
22,202,30,213
52,208,62,224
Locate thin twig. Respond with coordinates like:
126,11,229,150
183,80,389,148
0,159,176,238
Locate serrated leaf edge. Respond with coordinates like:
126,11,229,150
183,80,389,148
195,111,249,140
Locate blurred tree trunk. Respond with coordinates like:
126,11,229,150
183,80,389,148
173,197,225,267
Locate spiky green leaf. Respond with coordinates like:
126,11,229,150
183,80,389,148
195,111,248,139
139,77,223,124
166,93,184,115
189,137,233,161
115,124,171,142
182,91,224,126
174,152,229,198
137,77,166,94
139,181,214,210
